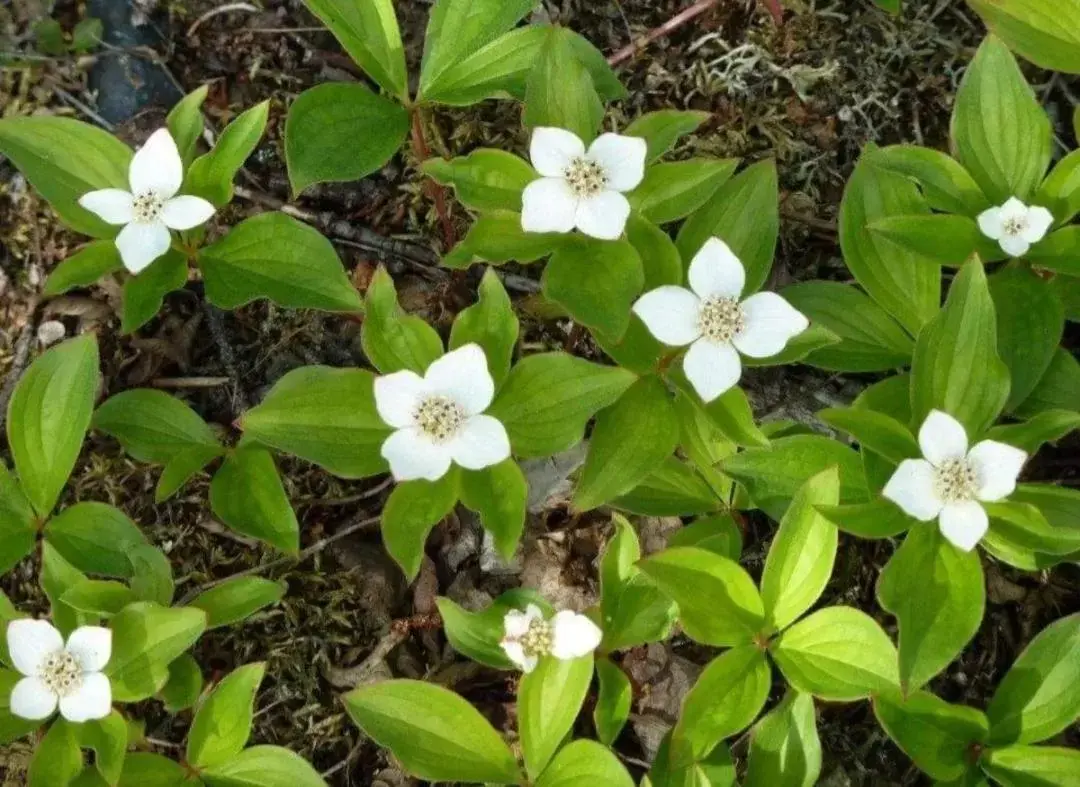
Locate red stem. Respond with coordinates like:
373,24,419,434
410,109,456,249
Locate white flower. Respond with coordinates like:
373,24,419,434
977,197,1053,258
499,604,602,673
7,619,112,723
79,128,215,275
521,127,647,241
632,238,809,403
374,343,511,482
883,410,1027,551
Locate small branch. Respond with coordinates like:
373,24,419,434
150,376,232,389
187,2,259,38
607,0,722,67
410,109,456,249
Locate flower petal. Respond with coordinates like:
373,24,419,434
530,127,586,177
918,410,969,465
683,338,741,403
882,458,945,521
1022,205,1053,243
587,133,647,192
977,207,1004,240
129,128,183,198
9,677,57,720
373,370,427,428
632,286,702,346
1000,234,1030,258
501,640,530,671
59,672,112,723
78,189,134,225
938,501,989,552
688,238,745,300
65,627,112,673
115,221,172,274
550,611,602,660
967,440,1027,502
449,415,511,471
575,190,630,241
524,604,544,622
160,195,215,231
732,292,809,358
1000,197,1028,222
424,344,495,415
380,428,453,482
503,610,533,639
522,178,578,234
8,619,64,677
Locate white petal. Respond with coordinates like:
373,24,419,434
78,189,134,225
550,611,602,660
732,292,809,358
575,191,631,241
918,410,969,465
64,627,112,673
882,459,945,521
587,133,647,192
500,640,530,671
524,604,544,622
503,610,533,639
8,620,64,677
59,672,112,723
373,370,427,428
380,428,453,482
129,128,183,198
999,197,1028,223
424,344,495,415
160,195,215,230
967,440,1027,502
977,207,1004,240
632,286,702,346
1000,234,1030,258
522,178,579,234
1022,206,1053,243
9,677,57,720
683,339,742,403
688,238,746,300
115,221,172,274
938,501,989,552
448,415,511,471
530,128,586,177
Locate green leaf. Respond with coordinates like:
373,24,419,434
34,18,65,55
459,460,527,560
185,101,269,207
771,606,899,701
201,745,327,787
1035,149,1080,225
44,241,123,296
60,579,136,617
612,456,720,516
677,159,778,295
867,144,990,216
157,444,227,502
1013,347,1080,419
986,613,1080,746
0,461,37,574
188,663,265,768
630,159,738,225
7,333,98,517
449,268,518,387
599,517,678,652
985,500,1080,558
1018,226,1080,276
987,409,1080,454
910,257,1011,437
419,25,546,106
119,752,191,786
523,27,603,143
382,472,460,579
874,688,988,781
671,645,771,766
746,692,822,787
638,547,765,646
535,739,634,787
761,468,840,632
869,213,1001,266
520,653,594,779
240,365,390,479
700,386,769,449
127,542,174,606
166,84,209,165
1006,483,1080,562
94,388,220,463
198,212,362,312
625,110,711,163
980,744,1080,787
818,406,920,464
669,514,743,561
210,447,299,553
424,150,535,214
41,542,92,636
877,526,985,692
436,589,552,669
361,266,443,374
742,323,842,369
161,653,203,712
285,83,409,195
79,710,127,785
121,249,189,334
594,657,632,746
344,679,520,784
488,352,636,458
107,602,208,702
29,718,83,787
299,0,405,96
0,669,41,744
420,0,533,94
190,577,286,629
0,116,132,237
442,210,564,269
816,499,916,540
966,0,1080,75
543,236,644,341
951,35,1051,203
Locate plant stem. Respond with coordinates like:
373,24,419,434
410,107,456,249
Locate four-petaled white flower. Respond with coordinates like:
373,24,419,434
883,410,1027,551
7,619,112,723
521,127,647,241
632,237,809,403
374,344,511,482
79,128,215,275
500,604,602,673
977,197,1053,258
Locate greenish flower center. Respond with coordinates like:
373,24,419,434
414,396,465,443
934,458,978,503
132,192,164,223
564,158,607,198
520,619,554,658
698,296,745,343
41,652,82,697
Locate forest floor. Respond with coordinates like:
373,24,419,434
1,0,1078,784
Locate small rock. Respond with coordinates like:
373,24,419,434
36,320,66,347
480,529,524,576
521,444,588,513
638,517,683,555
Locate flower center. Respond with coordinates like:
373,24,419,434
40,651,82,697
519,619,554,658
934,458,978,503
414,395,465,443
698,296,746,343
132,191,164,223
564,157,607,198
1002,215,1027,236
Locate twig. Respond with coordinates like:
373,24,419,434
607,0,723,67
0,296,41,433
187,2,259,38
410,109,456,249
150,376,232,389
51,86,116,132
